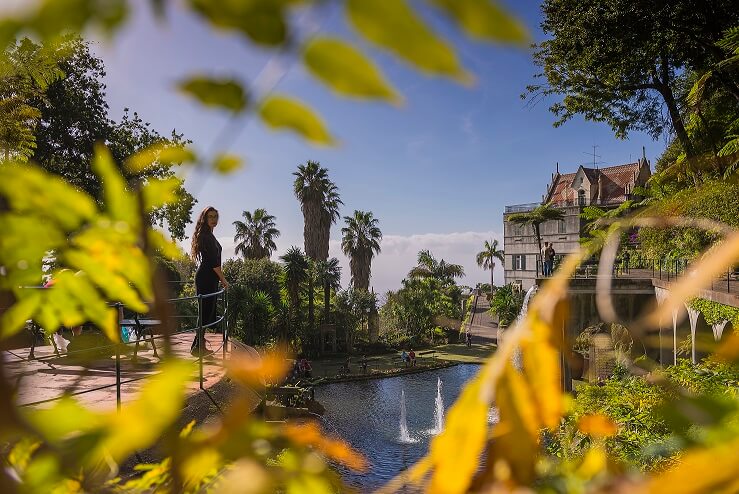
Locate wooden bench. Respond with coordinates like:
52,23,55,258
120,317,161,359
418,350,437,359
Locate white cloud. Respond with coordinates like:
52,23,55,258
215,230,504,297
329,230,503,295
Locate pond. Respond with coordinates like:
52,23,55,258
314,364,496,491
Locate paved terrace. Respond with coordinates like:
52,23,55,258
4,333,229,410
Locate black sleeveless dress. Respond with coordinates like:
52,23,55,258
192,229,222,350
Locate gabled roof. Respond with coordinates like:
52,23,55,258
545,161,647,205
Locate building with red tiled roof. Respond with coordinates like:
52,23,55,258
544,160,650,207
503,156,651,290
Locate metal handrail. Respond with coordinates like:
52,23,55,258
12,284,230,410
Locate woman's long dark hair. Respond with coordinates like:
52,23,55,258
191,206,218,261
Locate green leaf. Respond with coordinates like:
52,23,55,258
346,0,471,83
0,290,41,339
92,144,139,229
188,0,287,46
126,143,196,173
178,76,248,112
104,359,193,461
213,154,244,174
259,95,335,145
142,177,182,211
431,0,529,45
303,37,401,104
0,0,128,47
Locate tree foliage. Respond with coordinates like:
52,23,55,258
0,38,64,161
341,210,382,291
233,208,280,260
476,238,504,289
507,203,565,253
529,1,739,159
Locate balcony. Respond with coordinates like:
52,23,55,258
504,202,540,213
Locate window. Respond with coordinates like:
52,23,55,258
513,255,526,271
558,219,566,233
577,189,586,206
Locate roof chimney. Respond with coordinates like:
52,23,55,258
556,162,559,174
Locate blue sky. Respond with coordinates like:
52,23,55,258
37,2,670,293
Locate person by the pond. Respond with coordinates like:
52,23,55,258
190,206,229,356
400,350,408,367
360,354,368,373
466,331,472,347
408,348,416,367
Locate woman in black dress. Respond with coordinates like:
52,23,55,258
190,206,229,355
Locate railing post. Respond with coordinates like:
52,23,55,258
223,289,228,361
115,303,121,412
197,294,204,390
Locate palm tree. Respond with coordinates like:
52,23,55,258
507,202,565,254
315,257,342,323
341,210,382,291
293,161,343,335
279,246,308,341
476,239,504,291
233,208,280,259
408,249,465,283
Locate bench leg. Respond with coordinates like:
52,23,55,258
149,327,159,358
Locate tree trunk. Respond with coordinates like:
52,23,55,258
308,278,314,342
490,265,495,294
323,280,330,324
655,56,698,183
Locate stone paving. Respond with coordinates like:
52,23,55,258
4,332,229,410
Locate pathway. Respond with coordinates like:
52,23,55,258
468,293,498,344
4,332,230,410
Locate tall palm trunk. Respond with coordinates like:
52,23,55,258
323,284,330,324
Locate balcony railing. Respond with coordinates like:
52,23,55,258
504,202,540,213
535,254,738,295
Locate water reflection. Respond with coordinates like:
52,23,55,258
315,364,488,490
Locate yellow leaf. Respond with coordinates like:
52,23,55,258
216,459,274,494
259,95,335,145
575,446,608,480
213,154,244,174
432,0,529,45
427,377,489,494
125,142,196,173
490,364,539,486
647,437,739,494
182,447,221,488
178,76,248,112
142,177,182,211
577,414,618,438
303,37,401,104
103,359,193,461
521,313,564,429
283,422,367,472
346,0,472,83
226,351,290,387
